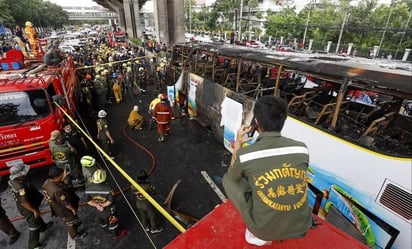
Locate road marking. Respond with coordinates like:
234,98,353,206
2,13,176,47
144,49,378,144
67,233,75,249
201,171,227,202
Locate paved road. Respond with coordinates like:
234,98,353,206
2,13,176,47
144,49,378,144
0,82,231,249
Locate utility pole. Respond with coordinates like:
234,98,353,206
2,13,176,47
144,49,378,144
377,0,395,57
336,12,350,54
395,9,411,58
238,0,243,42
189,0,192,34
302,0,315,49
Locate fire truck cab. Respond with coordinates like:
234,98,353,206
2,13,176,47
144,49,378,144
108,31,128,48
0,50,77,175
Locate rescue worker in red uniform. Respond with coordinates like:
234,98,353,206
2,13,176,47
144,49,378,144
152,93,174,142
86,169,126,240
42,166,87,240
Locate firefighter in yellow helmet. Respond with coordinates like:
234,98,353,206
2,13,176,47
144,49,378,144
24,21,43,57
86,169,127,240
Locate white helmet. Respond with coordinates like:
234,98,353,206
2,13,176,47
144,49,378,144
98,110,107,118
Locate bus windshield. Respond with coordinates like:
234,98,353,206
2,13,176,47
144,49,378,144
115,35,126,42
0,89,50,126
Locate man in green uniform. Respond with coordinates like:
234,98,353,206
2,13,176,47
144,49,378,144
0,199,21,245
132,169,162,233
86,169,126,240
222,95,312,246
51,135,84,187
8,162,53,249
42,166,87,240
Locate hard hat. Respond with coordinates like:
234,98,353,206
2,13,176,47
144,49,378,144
127,67,132,72
92,169,107,184
133,105,138,111
95,74,101,79
25,21,33,27
160,63,165,68
98,109,107,118
127,61,132,65
101,71,106,76
139,67,144,72
80,155,96,167
158,94,163,99
122,63,127,67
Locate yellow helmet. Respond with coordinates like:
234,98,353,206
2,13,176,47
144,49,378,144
25,21,33,27
80,155,96,167
92,169,107,184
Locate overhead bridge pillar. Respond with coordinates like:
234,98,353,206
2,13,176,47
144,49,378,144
154,0,185,46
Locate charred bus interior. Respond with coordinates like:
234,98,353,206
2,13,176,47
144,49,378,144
169,43,412,158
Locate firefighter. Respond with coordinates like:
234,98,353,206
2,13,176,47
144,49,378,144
24,21,42,57
80,155,101,188
152,93,175,142
137,66,147,94
112,79,122,104
0,199,21,245
96,110,115,157
127,105,144,130
148,94,162,130
42,166,87,241
132,169,163,233
86,169,127,240
14,24,29,57
125,65,134,98
8,162,53,249
48,130,61,154
94,74,107,110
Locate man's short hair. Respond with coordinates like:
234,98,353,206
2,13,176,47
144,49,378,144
253,95,287,132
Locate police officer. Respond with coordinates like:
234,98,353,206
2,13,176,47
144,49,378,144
0,199,21,245
8,162,53,249
86,169,126,240
132,169,162,233
42,166,87,240
96,110,115,157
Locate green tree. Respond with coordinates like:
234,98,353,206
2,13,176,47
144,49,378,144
0,0,14,26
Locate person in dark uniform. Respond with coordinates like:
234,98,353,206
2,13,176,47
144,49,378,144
42,166,87,240
132,169,162,233
8,162,53,249
0,199,21,245
51,135,84,188
62,121,89,159
222,95,312,246
86,169,126,240
96,110,115,157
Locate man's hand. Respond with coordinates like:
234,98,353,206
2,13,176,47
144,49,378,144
234,125,254,151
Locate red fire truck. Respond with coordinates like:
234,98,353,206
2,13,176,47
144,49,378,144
0,50,77,175
108,31,129,48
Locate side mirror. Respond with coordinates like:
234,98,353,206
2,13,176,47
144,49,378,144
52,95,64,106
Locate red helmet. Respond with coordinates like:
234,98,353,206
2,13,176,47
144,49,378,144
160,93,167,101
85,74,92,80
